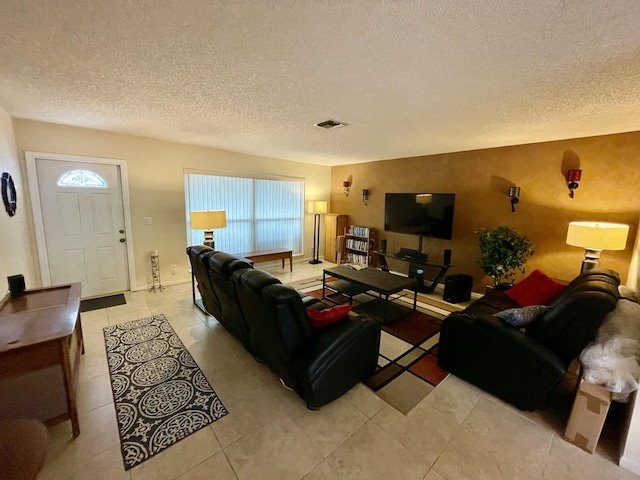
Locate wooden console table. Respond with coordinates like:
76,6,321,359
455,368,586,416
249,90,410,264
0,283,84,437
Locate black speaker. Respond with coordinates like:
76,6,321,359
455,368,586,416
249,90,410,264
381,239,387,252
443,249,452,265
443,274,472,303
8,274,25,295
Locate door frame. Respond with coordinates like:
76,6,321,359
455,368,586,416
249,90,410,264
25,151,137,292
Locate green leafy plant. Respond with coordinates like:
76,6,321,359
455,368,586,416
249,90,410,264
478,225,534,286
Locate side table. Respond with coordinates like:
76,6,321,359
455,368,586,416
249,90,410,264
0,283,84,437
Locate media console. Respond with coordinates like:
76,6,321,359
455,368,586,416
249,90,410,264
373,250,451,294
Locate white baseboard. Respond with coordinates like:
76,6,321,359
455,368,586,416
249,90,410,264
620,455,640,476
132,278,190,292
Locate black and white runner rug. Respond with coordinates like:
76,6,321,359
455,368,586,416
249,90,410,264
103,314,228,470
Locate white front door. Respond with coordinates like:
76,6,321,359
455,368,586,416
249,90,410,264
35,159,130,297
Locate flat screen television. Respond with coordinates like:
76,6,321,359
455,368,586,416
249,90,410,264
384,193,455,240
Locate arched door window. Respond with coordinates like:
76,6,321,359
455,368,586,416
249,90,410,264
57,169,108,188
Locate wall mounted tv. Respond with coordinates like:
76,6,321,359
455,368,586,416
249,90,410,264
384,193,456,240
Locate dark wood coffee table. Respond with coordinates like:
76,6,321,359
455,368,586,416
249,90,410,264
322,266,417,324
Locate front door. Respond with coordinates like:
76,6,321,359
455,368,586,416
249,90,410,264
35,159,130,297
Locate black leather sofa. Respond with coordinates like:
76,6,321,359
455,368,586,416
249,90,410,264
187,245,255,350
438,268,620,411
186,246,381,409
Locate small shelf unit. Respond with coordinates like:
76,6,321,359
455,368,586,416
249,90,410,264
343,226,376,266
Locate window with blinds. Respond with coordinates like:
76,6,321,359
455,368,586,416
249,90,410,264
185,172,305,255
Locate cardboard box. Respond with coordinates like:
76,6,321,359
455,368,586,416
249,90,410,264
564,378,613,453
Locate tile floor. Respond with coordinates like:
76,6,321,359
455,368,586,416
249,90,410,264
36,260,639,480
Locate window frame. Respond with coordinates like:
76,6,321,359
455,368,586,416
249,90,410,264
184,169,306,255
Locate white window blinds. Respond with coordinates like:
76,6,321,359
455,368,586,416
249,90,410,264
186,173,305,255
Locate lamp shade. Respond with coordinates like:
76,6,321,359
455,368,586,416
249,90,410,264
415,194,433,205
307,201,328,214
190,210,227,229
566,221,629,250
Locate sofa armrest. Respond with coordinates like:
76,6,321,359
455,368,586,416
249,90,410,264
438,312,567,410
292,315,380,408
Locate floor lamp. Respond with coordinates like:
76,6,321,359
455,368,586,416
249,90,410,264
566,221,629,273
308,201,327,264
190,210,227,249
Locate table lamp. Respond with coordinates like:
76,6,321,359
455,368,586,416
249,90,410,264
190,210,227,249
566,221,629,272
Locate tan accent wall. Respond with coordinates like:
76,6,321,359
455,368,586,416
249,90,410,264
330,131,640,290
13,119,331,291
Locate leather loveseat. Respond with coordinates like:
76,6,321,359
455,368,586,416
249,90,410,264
186,246,381,409
438,268,620,410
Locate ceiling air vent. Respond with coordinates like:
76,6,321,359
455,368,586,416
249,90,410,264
314,119,347,129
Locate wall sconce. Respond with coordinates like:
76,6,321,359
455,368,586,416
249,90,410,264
343,180,351,196
508,187,520,212
567,169,582,198
362,189,369,206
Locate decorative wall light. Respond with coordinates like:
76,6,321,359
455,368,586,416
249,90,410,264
566,221,629,272
343,180,351,196
362,189,369,206
508,186,520,212
567,169,582,198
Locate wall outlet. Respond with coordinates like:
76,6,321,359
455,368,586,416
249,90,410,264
144,217,153,224
171,265,177,275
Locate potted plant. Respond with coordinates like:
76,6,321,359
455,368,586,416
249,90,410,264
478,225,534,287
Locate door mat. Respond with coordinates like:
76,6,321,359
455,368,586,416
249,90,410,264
103,314,228,470
80,293,126,312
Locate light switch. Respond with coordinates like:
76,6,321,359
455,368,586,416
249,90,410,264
144,217,153,224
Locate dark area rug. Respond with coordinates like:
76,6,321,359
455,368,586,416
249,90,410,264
80,293,126,312
103,314,228,470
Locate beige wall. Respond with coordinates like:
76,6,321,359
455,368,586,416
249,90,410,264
330,131,640,290
0,108,38,288
13,119,331,291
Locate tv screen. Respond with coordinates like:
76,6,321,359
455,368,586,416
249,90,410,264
384,193,455,240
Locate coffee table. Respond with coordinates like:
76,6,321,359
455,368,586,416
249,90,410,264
322,266,417,324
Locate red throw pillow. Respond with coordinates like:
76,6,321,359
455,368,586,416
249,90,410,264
306,304,352,328
505,269,568,307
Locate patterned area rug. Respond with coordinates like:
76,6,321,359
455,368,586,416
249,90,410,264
103,314,228,470
289,275,458,414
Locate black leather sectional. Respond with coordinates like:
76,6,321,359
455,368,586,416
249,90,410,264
186,246,381,409
438,268,620,410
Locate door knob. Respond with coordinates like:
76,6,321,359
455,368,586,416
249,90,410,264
120,238,126,243
119,229,125,234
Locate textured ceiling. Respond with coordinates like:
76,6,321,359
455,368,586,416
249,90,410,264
1,1,640,166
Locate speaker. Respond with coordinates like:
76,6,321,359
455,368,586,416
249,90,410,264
8,274,25,295
381,239,387,252
443,249,452,265
443,274,472,303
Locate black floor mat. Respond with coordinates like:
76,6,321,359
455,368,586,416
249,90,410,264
80,293,126,312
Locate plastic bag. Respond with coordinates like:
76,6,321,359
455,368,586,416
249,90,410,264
579,298,640,400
